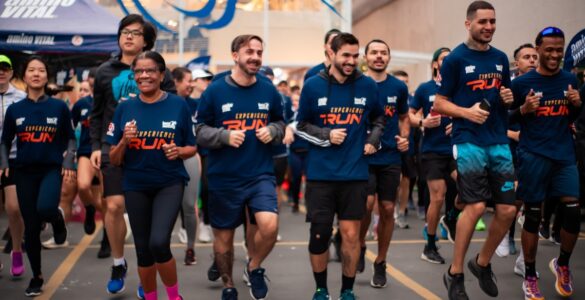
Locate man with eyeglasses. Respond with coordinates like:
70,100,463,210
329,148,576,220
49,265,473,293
90,14,175,298
510,26,582,300
433,2,517,299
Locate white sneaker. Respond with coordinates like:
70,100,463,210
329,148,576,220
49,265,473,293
395,213,409,229
178,228,187,244
198,223,212,243
42,237,69,249
514,250,540,278
495,233,510,257
276,234,282,242
124,213,132,241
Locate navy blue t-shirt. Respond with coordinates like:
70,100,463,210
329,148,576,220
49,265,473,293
107,93,195,191
272,94,293,157
511,69,581,165
2,96,75,168
437,43,512,146
304,63,326,82
369,75,409,165
411,80,452,155
72,96,93,156
297,73,383,181
196,76,284,190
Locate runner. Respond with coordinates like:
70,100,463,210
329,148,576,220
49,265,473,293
0,54,26,278
90,14,175,297
0,56,76,297
296,32,385,300
510,27,582,299
358,39,409,289
434,2,517,299
195,34,285,300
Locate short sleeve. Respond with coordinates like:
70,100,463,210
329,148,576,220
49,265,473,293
437,55,458,99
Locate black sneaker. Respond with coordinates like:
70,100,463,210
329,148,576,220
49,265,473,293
52,208,68,245
25,277,44,297
84,205,96,235
221,288,238,300
440,215,457,243
421,245,445,264
370,260,387,288
208,261,220,282
443,270,468,300
357,247,366,273
538,223,550,239
184,248,196,266
97,231,111,259
248,267,269,300
467,255,498,297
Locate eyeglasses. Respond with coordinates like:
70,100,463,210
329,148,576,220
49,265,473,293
539,27,563,37
121,29,144,37
133,68,158,76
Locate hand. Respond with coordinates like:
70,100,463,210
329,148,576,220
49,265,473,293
422,115,441,128
256,127,273,144
90,150,101,169
329,128,347,145
466,102,490,124
445,123,453,136
364,143,377,155
61,168,77,181
228,130,246,148
123,120,137,144
521,89,540,114
567,84,581,107
499,86,514,106
283,126,295,145
162,143,180,160
395,135,409,152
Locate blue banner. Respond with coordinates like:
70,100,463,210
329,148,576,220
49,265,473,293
564,28,585,71
185,55,211,70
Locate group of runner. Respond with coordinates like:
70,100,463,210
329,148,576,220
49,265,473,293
0,1,584,300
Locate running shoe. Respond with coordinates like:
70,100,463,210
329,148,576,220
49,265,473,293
417,206,426,220
439,220,448,240
395,213,409,229
422,225,439,241
538,223,550,239
10,251,24,277
221,288,238,300
514,252,540,279
475,218,486,231
549,258,573,297
208,260,220,282
41,237,69,249
338,289,356,300
522,276,544,300
495,235,510,257
443,270,468,300
440,215,456,243
107,261,127,294
198,222,212,243
468,255,498,297
184,248,196,266
84,205,96,235
370,260,387,288
421,245,445,264
312,288,330,300
137,284,145,300
549,231,561,245
249,267,269,300
25,277,44,297
98,233,111,259
357,247,366,273
52,207,68,245
178,228,187,245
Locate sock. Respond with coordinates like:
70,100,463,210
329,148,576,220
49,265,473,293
145,290,157,300
165,283,180,300
313,269,327,290
428,234,436,249
558,249,572,266
341,275,355,292
525,261,536,278
113,257,125,266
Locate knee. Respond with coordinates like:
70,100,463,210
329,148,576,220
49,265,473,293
560,200,581,234
498,205,517,221
379,202,395,219
465,203,486,218
309,223,332,254
77,179,91,194
107,200,124,215
258,222,278,241
149,238,172,263
523,203,541,234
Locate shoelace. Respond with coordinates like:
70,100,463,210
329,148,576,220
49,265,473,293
481,264,497,283
526,278,540,295
111,265,126,279
558,265,572,286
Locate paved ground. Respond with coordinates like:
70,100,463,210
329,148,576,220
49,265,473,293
1,202,584,300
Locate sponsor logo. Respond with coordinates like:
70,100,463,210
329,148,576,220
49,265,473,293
258,103,270,110
106,122,115,136
71,35,83,47
354,97,366,106
162,121,177,130
81,109,88,116
465,65,476,74
16,117,25,126
495,64,503,71
318,97,327,106
387,96,397,104
222,103,233,113
534,91,543,98
501,181,514,192
429,95,436,102
466,78,501,91
46,117,58,125
1,0,76,19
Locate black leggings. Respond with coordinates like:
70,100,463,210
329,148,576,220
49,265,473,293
14,166,62,278
125,183,183,267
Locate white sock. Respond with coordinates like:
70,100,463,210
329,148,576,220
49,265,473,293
113,257,125,266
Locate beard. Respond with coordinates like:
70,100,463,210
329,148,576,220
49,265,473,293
237,59,261,76
333,61,355,77
471,30,493,45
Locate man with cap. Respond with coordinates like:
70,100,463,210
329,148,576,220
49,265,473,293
0,54,26,278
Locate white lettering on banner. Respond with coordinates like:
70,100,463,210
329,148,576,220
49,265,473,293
571,34,585,66
6,34,55,45
1,0,75,19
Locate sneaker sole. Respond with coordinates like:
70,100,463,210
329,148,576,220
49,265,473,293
24,291,42,297
42,241,70,249
243,272,251,287
370,278,387,288
548,259,572,297
420,253,444,264
106,285,126,295
249,288,267,300
439,217,455,243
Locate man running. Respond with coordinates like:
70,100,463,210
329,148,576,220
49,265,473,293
435,2,517,299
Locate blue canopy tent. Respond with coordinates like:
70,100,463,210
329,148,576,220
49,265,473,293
0,0,119,53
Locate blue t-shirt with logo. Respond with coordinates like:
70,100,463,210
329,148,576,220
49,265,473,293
369,75,409,165
411,80,452,155
297,73,383,181
71,96,93,156
437,43,512,146
107,93,195,191
196,76,284,190
304,63,326,82
2,96,74,168
511,69,581,165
